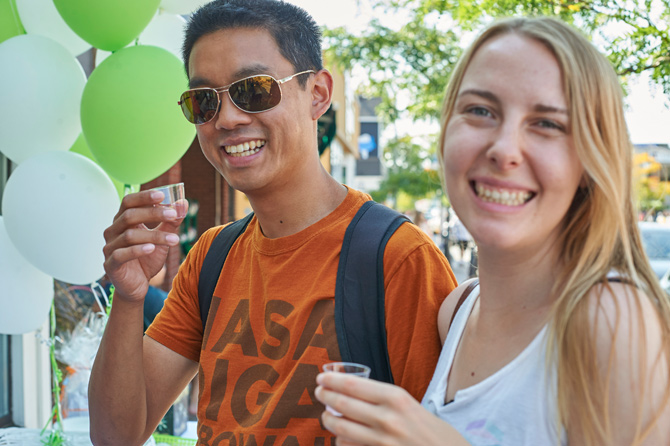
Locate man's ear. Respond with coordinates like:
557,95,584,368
310,69,333,121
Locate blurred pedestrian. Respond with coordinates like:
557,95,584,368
449,214,472,262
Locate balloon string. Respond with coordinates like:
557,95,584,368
40,299,64,441
8,0,22,31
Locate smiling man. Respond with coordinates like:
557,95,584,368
88,1,456,445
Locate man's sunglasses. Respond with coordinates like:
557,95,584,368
178,70,315,125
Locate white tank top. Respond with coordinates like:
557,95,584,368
421,285,567,446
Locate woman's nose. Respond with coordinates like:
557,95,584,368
486,123,524,170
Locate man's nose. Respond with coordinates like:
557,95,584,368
213,91,253,130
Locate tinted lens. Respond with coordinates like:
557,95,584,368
180,89,220,124
229,75,281,112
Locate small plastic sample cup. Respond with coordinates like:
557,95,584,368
150,182,187,218
322,362,371,416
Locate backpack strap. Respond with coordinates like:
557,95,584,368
198,212,254,332
334,201,410,383
197,202,409,384
448,279,479,329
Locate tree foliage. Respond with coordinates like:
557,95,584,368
323,0,670,202
325,0,669,121
369,135,442,203
325,17,461,123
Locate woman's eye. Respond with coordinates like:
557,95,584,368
537,119,566,132
467,106,491,117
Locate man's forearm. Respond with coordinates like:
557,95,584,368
88,297,150,446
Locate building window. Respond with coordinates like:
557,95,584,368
0,152,7,210
0,153,12,427
0,334,10,427
0,154,12,427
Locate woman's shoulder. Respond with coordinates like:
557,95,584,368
570,281,670,443
583,280,668,371
584,280,661,344
437,278,479,343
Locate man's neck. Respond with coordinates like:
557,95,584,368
247,171,348,239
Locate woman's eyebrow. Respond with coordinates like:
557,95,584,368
459,88,568,115
534,104,568,115
458,88,500,105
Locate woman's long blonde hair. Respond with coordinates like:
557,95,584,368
438,16,670,445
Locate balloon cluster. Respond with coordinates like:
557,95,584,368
0,0,204,334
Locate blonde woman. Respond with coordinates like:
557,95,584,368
315,16,670,446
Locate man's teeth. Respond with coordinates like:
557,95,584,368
475,183,531,206
224,140,265,157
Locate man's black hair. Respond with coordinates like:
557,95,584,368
182,0,323,87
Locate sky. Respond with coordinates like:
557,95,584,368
625,74,670,145
285,0,369,31
285,0,670,146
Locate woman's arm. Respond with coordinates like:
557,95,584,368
568,282,670,445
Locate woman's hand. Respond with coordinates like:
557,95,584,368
315,372,469,446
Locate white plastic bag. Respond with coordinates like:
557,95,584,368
55,311,106,418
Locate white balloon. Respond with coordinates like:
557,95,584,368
141,12,186,59
96,12,186,66
2,151,120,285
0,217,54,335
0,35,86,164
15,0,90,57
159,0,207,15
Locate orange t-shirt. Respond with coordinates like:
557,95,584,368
147,188,456,446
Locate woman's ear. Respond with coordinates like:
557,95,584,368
310,69,334,121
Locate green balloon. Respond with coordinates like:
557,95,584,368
81,45,195,185
53,0,160,51
69,133,139,200
0,0,25,44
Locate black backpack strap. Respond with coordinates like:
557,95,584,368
334,201,410,383
198,213,254,332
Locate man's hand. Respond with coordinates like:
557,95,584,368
102,189,186,303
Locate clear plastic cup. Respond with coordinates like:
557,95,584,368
150,182,187,218
322,362,371,416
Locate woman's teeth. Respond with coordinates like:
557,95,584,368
475,183,532,206
224,139,265,157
